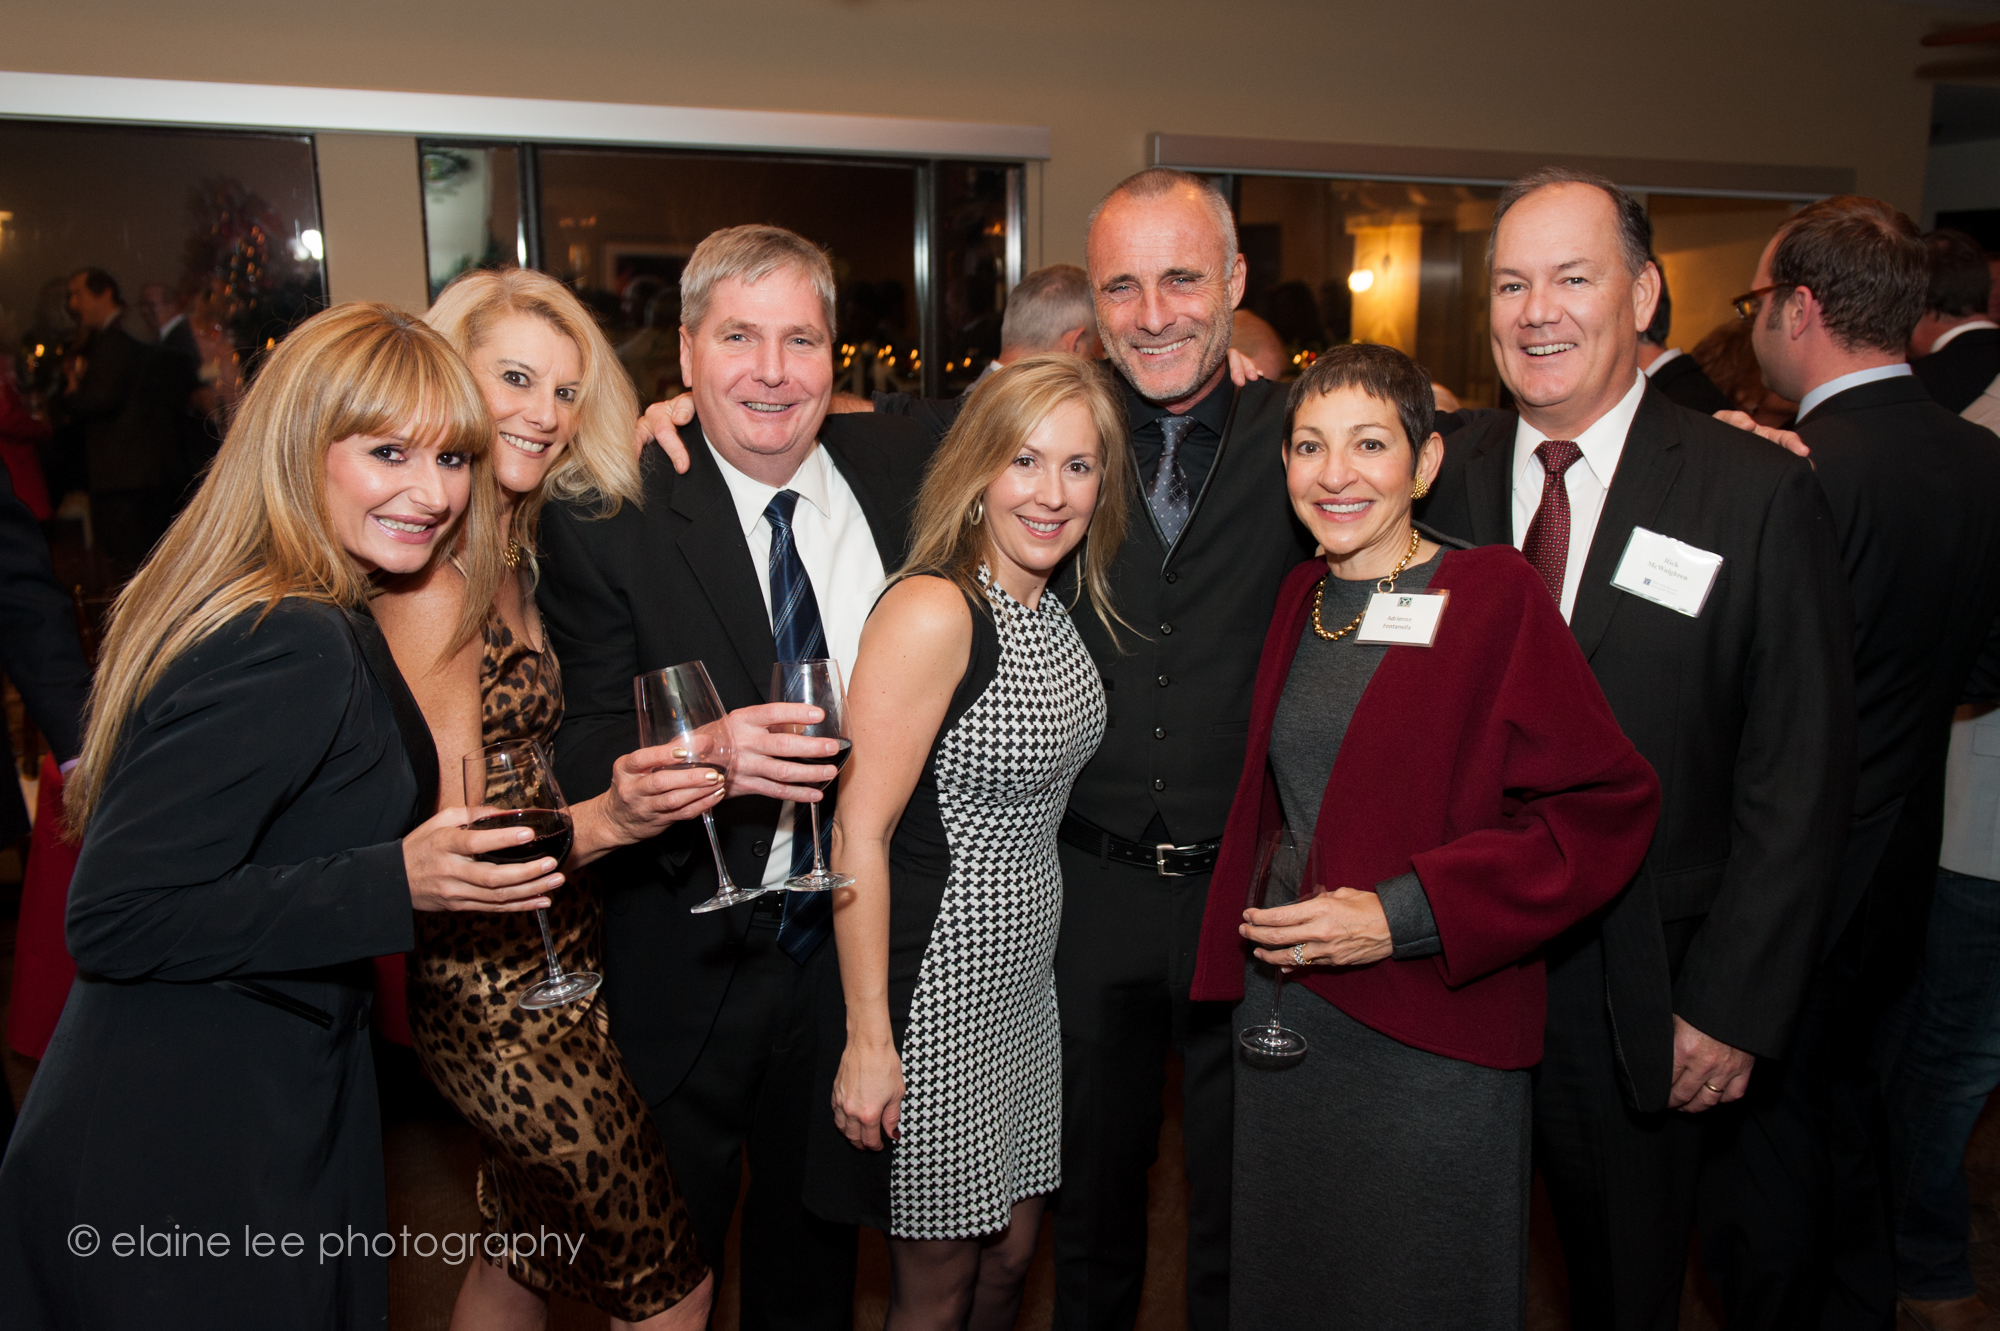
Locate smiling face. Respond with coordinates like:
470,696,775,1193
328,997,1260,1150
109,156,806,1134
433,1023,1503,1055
980,398,1105,602
679,269,834,486
469,311,580,499
1488,183,1657,441
1088,187,1245,411
322,426,472,574
1286,385,1442,579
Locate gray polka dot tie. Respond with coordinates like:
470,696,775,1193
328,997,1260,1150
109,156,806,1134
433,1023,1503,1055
1148,415,1195,547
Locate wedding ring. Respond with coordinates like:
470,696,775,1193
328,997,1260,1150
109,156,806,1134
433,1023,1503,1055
1703,1082,1723,1094
1289,943,1305,966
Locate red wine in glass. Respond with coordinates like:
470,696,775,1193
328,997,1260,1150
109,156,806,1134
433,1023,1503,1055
467,808,575,866
771,659,854,892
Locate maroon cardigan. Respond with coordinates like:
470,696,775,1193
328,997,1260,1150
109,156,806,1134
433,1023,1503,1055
1190,544,1660,1070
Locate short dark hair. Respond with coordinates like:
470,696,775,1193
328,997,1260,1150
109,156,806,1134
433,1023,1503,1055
1922,228,1992,319
1767,196,1925,354
1488,167,1652,279
1643,254,1673,346
1284,343,1435,472
73,267,123,307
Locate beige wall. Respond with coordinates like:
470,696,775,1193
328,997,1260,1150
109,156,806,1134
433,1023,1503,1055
1,0,1962,281
314,134,429,311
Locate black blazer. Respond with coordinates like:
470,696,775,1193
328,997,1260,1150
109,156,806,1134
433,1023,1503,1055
66,324,179,492
1913,327,2000,414
1800,373,2000,935
0,601,428,1328
1647,353,1734,415
1419,388,1856,1112
536,414,933,1103
0,466,89,843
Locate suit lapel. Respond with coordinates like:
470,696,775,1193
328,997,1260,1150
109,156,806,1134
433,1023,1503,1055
671,421,777,699
1569,392,1682,661
820,423,911,571
1460,416,1515,548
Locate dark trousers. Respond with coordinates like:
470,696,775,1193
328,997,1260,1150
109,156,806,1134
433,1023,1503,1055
648,905,856,1331
1051,841,1232,1331
1534,925,1706,1331
1879,867,2000,1301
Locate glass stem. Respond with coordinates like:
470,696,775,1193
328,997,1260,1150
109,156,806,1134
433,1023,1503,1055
1267,971,1285,1033
808,799,826,877
701,810,735,888
533,907,565,983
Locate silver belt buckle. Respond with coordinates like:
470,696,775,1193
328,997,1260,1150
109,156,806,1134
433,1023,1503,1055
1155,842,1187,877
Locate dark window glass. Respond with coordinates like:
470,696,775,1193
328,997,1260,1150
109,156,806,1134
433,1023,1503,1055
934,163,1018,396
422,144,522,301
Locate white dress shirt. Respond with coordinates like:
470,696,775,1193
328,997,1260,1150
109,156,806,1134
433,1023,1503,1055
1942,704,2000,881
1510,371,1648,622
707,440,888,892
1642,347,1685,377
1796,363,1913,422
1929,319,1999,356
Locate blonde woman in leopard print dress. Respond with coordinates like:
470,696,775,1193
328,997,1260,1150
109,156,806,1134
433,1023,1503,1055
375,269,719,1330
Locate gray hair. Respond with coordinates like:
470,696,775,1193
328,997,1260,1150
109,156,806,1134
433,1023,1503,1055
998,264,1095,356
1087,168,1239,270
1486,167,1653,279
680,224,837,336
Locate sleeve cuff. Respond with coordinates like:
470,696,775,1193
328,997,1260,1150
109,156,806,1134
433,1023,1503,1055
1377,870,1442,960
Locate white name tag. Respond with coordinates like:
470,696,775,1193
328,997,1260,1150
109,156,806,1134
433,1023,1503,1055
1609,526,1723,617
1353,590,1450,646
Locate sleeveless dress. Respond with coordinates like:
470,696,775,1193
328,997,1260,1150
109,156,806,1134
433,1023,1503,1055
806,571,1107,1240
406,610,706,1317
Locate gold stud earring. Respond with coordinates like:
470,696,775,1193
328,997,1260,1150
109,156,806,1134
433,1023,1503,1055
1411,476,1431,501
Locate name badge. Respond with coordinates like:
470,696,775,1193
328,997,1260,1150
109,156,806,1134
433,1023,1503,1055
1609,526,1723,617
1353,590,1449,646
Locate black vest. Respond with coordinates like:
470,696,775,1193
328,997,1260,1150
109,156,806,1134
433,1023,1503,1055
1062,378,1313,844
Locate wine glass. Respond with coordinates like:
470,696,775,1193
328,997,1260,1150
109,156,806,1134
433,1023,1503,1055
770,659,854,892
1237,828,1319,1069
635,661,760,914
462,739,600,1011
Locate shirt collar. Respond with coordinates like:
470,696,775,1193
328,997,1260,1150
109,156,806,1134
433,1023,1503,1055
706,438,834,539
1513,370,1647,488
1642,346,1684,376
159,313,187,337
1929,320,1999,355
1796,363,1913,422
1123,371,1235,437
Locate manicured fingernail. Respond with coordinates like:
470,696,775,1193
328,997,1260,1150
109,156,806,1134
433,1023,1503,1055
671,747,689,759
704,769,721,782
517,829,533,841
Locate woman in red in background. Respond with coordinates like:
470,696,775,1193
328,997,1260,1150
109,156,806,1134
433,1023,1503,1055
0,351,52,519
1190,343,1660,1329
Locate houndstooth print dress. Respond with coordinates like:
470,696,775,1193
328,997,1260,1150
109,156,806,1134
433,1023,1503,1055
886,571,1106,1239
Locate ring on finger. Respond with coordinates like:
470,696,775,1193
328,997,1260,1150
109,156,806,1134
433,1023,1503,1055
1289,943,1305,966
1703,1081,1724,1094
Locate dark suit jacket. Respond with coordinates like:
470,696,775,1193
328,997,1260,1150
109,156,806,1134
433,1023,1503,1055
535,414,934,1103
1913,327,2000,414
66,324,179,492
1419,388,1856,1112
1647,352,1734,415
0,466,89,843
1799,373,2000,940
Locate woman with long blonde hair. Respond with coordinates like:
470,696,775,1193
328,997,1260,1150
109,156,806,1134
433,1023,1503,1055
0,303,567,1329
374,267,713,1330
806,353,1127,1330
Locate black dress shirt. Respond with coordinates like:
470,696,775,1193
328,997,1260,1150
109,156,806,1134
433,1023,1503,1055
1126,373,1234,500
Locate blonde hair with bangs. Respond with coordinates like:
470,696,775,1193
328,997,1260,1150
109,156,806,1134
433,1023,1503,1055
423,267,643,566
66,302,500,829
898,352,1131,639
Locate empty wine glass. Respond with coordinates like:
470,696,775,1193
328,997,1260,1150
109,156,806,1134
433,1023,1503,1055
1238,828,1318,1069
635,661,760,914
771,658,853,893
462,739,600,1011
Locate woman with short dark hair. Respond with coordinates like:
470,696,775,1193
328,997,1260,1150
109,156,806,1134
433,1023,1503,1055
1191,342,1661,1327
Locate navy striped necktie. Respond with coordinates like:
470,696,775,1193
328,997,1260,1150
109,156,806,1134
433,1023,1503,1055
765,489,832,963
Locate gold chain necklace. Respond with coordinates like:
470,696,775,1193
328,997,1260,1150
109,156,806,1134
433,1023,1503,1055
1311,528,1421,642
503,540,525,571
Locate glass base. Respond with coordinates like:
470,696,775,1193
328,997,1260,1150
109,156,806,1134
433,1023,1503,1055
1238,1024,1308,1070
786,868,854,893
519,970,603,1011
690,886,765,914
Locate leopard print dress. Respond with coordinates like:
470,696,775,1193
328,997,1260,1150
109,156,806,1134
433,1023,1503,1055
407,610,706,1318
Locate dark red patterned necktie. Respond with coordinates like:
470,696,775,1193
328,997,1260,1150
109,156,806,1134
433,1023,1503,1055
1521,439,1583,602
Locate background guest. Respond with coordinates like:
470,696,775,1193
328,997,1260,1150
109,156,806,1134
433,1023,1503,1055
381,267,715,1330
1700,196,2000,1329
1692,318,1800,426
1420,168,1856,1331
0,302,559,1329
60,268,179,577
816,353,1125,1330
1639,256,1734,413
1197,343,1658,1327
1229,309,1288,382
1909,229,2000,414
138,281,214,488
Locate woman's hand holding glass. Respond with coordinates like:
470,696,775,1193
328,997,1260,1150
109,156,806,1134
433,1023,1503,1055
403,804,562,913
832,1038,906,1152
1241,887,1395,969
568,743,730,867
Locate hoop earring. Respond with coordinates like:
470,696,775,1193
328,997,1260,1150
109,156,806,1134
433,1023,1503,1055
968,498,985,526
1411,476,1430,501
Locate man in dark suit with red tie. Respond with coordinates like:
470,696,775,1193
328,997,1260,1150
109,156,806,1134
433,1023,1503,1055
1420,168,1856,1331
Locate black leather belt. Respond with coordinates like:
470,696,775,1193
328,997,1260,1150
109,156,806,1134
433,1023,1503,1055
1059,811,1221,878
